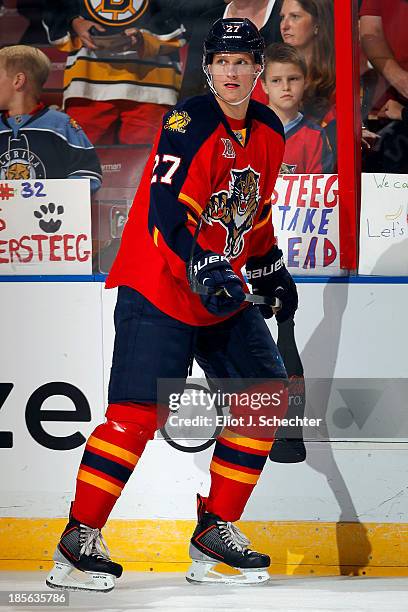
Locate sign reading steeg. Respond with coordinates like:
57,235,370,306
272,174,344,276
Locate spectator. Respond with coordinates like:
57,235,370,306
160,0,226,34
17,0,49,45
360,0,408,103
42,1,186,145
379,99,408,125
179,0,283,101
0,45,102,191
261,42,333,173
279,0,335,125
373,98,408,172
360,0,408,172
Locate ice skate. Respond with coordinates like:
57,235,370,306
46,516,122,592
186,495,270,585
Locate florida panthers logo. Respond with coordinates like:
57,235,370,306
280,162,297,174
84,0,148,27
203,166,260,258
0,138,46,180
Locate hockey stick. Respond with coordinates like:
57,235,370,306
186,216,306,462
187,218,281,311
269,316,306,463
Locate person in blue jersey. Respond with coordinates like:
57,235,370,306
0,45,102,192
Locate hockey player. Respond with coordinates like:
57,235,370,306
46,18,298,591
0,46,101,191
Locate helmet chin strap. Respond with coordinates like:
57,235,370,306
203,64,264,106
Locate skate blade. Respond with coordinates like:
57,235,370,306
186,560,270,585
46,562,116,593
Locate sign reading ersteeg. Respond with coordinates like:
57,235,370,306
0,179,92,275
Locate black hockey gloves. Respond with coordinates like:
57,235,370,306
246,245,298,323
188,251,246,316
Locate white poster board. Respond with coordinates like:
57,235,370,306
0,179,92,275
359,173,408,275
272,174,343,276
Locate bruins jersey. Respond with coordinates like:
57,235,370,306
43,0,186,106
106,93,285,325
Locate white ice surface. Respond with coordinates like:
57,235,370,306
1,572,408,612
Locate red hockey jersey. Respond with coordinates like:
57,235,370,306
281,116,333,174
106,94,285,325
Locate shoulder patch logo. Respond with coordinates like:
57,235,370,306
221,138,235,159
69,117,81,131
164,110,191,134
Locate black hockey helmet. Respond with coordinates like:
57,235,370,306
203,18,265,67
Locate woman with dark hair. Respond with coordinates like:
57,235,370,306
280,0,335,126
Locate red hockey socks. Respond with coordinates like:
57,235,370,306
71,402,166,528
206,382,288,521
206,429,273,522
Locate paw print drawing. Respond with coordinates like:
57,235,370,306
34,203,64,233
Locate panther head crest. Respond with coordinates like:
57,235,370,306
203,166,261,258
229,168,260,215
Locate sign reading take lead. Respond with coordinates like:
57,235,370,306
272,174,343,276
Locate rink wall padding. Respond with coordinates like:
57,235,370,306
1,519,408,576
2,281,408,575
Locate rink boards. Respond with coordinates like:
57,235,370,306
0,279,408,575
